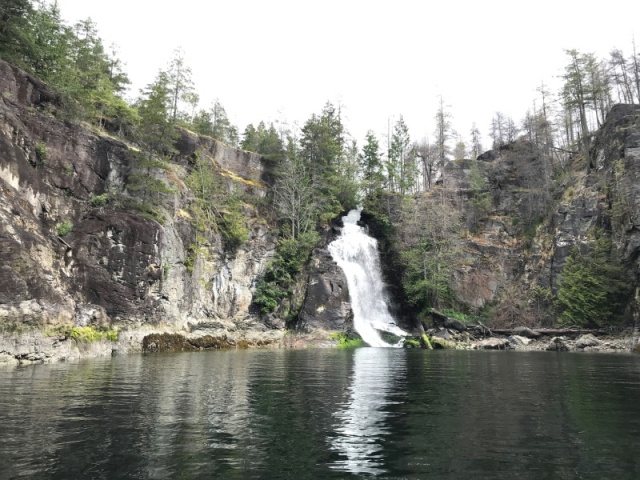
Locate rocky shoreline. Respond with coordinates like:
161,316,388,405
414,326,640,354
1,324,639,367
0,326,286,366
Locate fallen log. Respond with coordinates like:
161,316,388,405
490,328,609,337
415,320,432,349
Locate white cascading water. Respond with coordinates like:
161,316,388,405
328,210,407,347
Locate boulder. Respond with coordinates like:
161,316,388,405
431,337,456,349
546,336,569,352
575,333,600,349
433,328,453,340
478,338,510,350
507,335,531,347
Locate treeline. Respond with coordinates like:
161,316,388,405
0,0,134,127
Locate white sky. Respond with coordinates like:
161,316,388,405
56,0,640,150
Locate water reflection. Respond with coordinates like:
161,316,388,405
329,347,406,475
1,350,640,479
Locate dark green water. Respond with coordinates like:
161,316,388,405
1,349,639,479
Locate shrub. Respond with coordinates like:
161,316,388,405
163,263,170,280
34,141,48,164
219,209,250,251
253,231,319,314
441,308,471,323
90,193,110,207
121,199,166,224
56,219,73,236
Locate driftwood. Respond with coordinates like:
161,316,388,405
430,309,608,338
490,328,609,337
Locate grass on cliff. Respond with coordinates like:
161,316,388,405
51,326,118,342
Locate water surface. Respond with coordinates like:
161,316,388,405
1,349,639,479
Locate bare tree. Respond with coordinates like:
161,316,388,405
633,37,640,103
415,139,438,191
609,48,634,103
434,96,452,164
272,158,318,239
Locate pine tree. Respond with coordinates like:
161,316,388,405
388,116,413,194
135,71,177,157
300,102,344,185
360,131,383,195
0,0,34,66
557,237,631,326
166,47,195,123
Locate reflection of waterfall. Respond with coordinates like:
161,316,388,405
329,348,406,476
328,209,406,347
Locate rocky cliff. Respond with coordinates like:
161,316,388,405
0,59,352,364
367,105,640,329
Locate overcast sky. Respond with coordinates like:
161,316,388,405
56,0,640,149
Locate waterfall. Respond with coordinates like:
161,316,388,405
328,210,407,347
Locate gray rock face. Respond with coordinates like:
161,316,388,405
298,245,352,332
433,328,454,340
441,106,640,322
0,59,281,350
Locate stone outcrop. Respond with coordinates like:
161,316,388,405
426,106,640,327
0,59,296,362
298,244,352,332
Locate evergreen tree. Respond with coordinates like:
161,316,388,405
166,47,195,123
453,139,467,160
557,237,632,326
0,0,34,66
299,102,344,185
209,100,238,146
241,123,259,152
399,190,462,312
258,123,285,162
135,71,176,157
388,116,413,194
360,130,384,195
